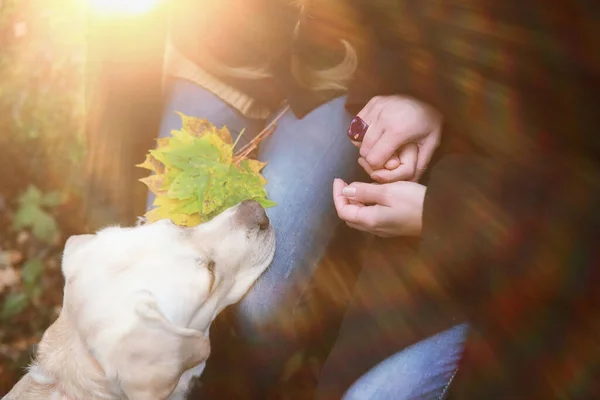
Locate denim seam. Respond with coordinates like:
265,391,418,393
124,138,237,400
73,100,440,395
438,368,458,400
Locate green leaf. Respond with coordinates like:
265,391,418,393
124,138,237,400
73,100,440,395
149,148,173,169
167,171,208,200
201,167,230,215
256,197,277,208
162,136,221,170
22,258,44,290
41,191,65,208
31,211,59,244
17,185,42,207
13,203,42,230
13,187,64,238
1,292,28,320
172,197,201,215
138,114,276,226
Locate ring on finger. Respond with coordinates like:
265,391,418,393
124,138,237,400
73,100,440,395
347,116,369,142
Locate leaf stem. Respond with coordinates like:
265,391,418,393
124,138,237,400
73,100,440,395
232,128,246,150
234,104,290,159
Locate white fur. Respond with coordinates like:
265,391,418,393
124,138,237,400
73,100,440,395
4,202,276,400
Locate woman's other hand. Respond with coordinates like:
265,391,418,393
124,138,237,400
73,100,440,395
349,95,442,183
332,178,426,237
357,143,418,183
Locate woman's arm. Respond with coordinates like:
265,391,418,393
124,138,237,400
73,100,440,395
421,153,600,299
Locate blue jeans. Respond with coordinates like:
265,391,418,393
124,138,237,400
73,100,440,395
150,78,467,399
335,325,467,400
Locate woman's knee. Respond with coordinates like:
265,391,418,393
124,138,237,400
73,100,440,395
341,324,468,400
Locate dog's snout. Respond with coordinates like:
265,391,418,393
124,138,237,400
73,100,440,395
237,199,270,230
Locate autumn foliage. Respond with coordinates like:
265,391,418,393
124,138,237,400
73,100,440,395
138,113,276,226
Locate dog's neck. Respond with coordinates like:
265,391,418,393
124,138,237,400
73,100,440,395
8,312,116,400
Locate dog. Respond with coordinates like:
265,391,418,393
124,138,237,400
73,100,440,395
3,199,276,400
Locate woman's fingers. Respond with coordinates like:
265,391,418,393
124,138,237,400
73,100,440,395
333,179,387,229
357,98,385,158
359,125,385,160
358,157,374,175
360,155,400,175
370,144,418,183
345,222,368,232
356,96,381,125
340,182,390,206
413,129,441,181
364,130,408,170
384,155,401,170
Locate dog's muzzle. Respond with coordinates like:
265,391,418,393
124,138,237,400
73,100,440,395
237,200,270,230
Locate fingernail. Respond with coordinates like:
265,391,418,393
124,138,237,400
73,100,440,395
342,186,356,197
370,175,380,182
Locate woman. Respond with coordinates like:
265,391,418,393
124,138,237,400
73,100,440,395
156,0,466,398
324,1,600,399
160,0,600,399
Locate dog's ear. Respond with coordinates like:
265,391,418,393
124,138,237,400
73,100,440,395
62,234,95,280
65,234,95,253
112,292,210,400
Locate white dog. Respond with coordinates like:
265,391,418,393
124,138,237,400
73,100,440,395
4,200,276,400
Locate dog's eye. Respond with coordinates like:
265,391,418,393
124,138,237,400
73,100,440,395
196,258,216,292
206,260,216,293
207,260,215,274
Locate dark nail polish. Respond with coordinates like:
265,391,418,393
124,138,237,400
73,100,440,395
347,116,368,142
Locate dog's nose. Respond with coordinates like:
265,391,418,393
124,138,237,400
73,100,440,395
237,199,270,230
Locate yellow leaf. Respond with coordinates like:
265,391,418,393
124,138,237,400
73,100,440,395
246,159,268,184
177,112,233,145
153,195,179,208
138,112,275,227
144,206,164,223
170,213,203,227
246,159,267,173
218,126,233,145
136,154,165,174
156,137,170,149
139,175,168,196
145,206,203,227
170,129,196,146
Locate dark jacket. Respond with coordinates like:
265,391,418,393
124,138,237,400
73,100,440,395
173,0,600,398
348,2,600,398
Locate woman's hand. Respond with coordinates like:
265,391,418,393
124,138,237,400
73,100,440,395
332,178,426,237
349,95,442,183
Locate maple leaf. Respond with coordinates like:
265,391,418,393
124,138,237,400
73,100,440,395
137,113,275,227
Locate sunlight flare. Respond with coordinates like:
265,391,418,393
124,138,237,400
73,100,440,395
88,0,161,16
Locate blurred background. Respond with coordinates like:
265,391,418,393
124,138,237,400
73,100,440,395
0,0,165,391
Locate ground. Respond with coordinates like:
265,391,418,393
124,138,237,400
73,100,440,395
0,190,75,394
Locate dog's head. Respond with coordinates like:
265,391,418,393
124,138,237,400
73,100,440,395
59,200,275,399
